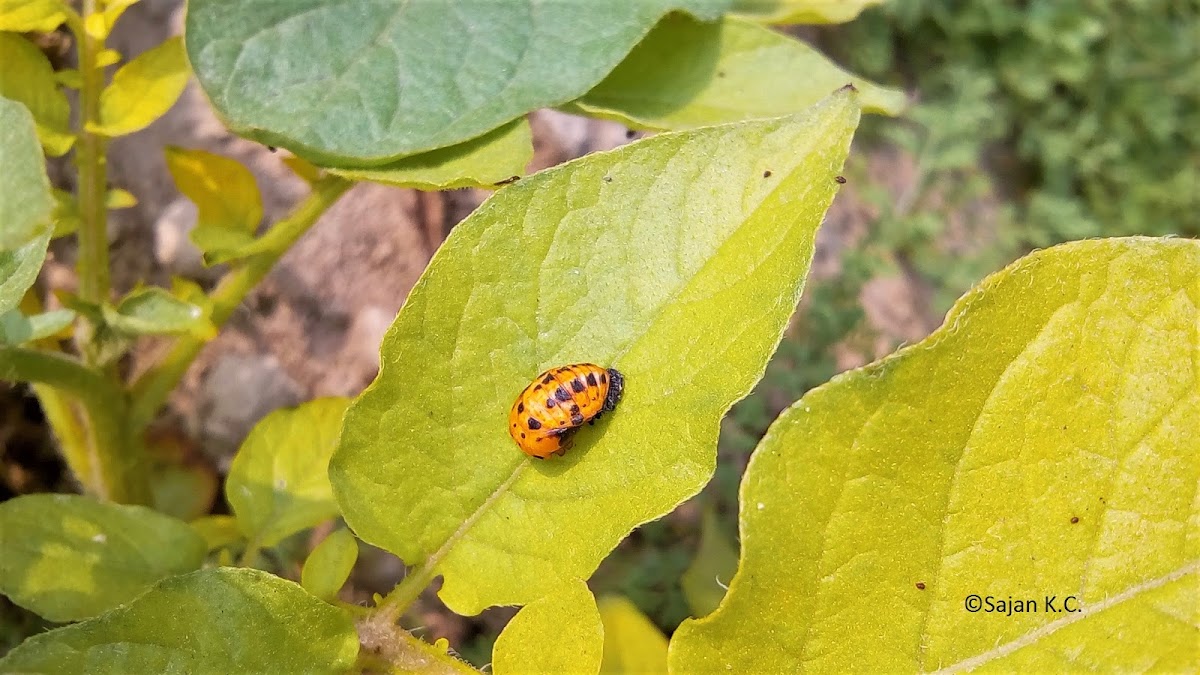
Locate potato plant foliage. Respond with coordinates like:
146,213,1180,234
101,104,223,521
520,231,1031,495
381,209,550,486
0,0,1193,673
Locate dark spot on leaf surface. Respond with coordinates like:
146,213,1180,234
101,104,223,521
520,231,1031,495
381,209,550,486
915,582,926,590
554,387,571,402
527,417,542,430
1070,516,1080,524
763,170,772,178
835,175,847,184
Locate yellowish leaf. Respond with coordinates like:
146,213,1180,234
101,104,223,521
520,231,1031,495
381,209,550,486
95,48,121,68
680,507,738,618
599,596,668,674
0,0,67,31
494,581,603,675
732,0,884,24
91,36,189,136
105,188,137,209
0,33,73,156
281,154,322,185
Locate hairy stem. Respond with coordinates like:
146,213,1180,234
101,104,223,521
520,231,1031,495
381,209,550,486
75,0,110,310
1,348,148,503
127,175,352,429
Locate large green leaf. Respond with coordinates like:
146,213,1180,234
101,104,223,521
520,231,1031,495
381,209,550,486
331,90,861,614
0,33,73,156
494,581,602,675
0,494,205,622
228,397,350,547
569,14,905,128
184,0,728,164
0,567,359,673
670,238,1200,672
0,96,54,251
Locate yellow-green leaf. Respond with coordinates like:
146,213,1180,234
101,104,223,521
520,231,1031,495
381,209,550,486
670,238,1200,672
680,507,738,618
599,596,668,674
494,581,603,675
282,154,322,184
0,96,54,251
0,494,205,622
0,0,67,31
301,528,358,602
86,0,139,38
90,36,189,137
331,90,861,615
105,188,137,209
0,229,51,315
189,514,243,551
51,188,80,237
164,145,263,262
731,0,884,24
95,48,122,68
0,568,359,674
0,33,73,156
227,397,350,547
328,118,534,190
570,14,905,129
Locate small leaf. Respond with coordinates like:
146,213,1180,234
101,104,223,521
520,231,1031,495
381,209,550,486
0,567,360,673
0,308,75,346
87,0,139,39
731,0,884,24
331,90,862,614
680,506,738,617
282,154,322,184
669,238,1200,672
185,0,730,164
228,397,350,547
54,68,82,89
0,229,51,315
95,48,122,68
599,596,669,674
189,514,243,551
0,96,55,251
570,14,906,128
0,494,206,622
328,118,534,190
301,528,358,602
101,286,214,337
105,188,137,209
494,581,602,675
90,36,189,137
0,33,74,156
0,0,67,32
164,146,262,232
51,188,81,237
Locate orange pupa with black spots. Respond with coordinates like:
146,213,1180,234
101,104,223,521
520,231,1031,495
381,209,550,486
508,363,624,459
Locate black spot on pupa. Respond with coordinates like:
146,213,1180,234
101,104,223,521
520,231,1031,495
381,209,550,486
543,374,554,385
570,410,584,425
569,404,580,414
571,379,585,393
520,433,526,438
546,398,557,408
586,372,598,387
600,372,607,384
554,387,571,402
527,417,542,430
517,402,525,413
763,170,772,178
834,176,847,184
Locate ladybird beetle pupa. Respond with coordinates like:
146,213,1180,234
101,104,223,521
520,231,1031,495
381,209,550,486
508,363,624,459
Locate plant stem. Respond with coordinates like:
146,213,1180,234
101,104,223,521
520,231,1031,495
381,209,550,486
127,175,352,429
0,348,148,503
75,0,110,310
